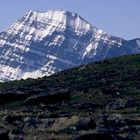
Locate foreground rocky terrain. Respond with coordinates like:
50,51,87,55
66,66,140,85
0,99,140,140
0,54,140,140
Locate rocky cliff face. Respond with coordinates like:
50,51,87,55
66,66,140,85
0,10,140,82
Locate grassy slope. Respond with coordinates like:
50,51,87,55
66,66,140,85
0,54,139,107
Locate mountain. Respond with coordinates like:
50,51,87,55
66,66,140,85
0,54,140,140
0,10,140,82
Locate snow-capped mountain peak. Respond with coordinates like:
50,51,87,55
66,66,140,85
0,10,139,82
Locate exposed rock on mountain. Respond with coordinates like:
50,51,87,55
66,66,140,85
0,10,140,82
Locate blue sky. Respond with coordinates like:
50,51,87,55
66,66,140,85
0,0,139,40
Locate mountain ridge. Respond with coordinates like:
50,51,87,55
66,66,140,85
0,10,140,82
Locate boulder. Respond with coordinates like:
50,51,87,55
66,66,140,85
0,130,9,140
74,133,114,140
24,92,71,105
0,93,28,104
3,115,22,124
75,118,96,130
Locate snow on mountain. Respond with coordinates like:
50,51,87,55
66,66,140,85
0,10,140,82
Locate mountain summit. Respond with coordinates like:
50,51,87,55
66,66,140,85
0,10,140,82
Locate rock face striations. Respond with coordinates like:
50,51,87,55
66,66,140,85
0,10,140,82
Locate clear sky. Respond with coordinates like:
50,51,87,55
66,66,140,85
0,0,139,40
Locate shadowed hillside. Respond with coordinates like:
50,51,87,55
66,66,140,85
0,54,140,140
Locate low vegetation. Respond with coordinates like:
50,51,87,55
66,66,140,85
0,54,140,140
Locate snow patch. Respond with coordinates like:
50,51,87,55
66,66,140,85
136,40,140,48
